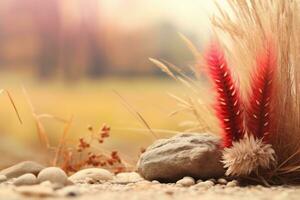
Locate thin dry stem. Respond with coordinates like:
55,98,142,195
0,89,22,124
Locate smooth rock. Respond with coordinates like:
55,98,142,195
15,185,54,197
204,180,215,187
113,172,144,184
208,178,217,184
195,180,215,188
13,173,37,186
0,175,7,183
0,161,45,179
137,133,225,181
217,178,228,185
176,176,195,187
196,179,203,184
227,180,239,187
40,180,65,190
37,167,68,186
69,168,113,183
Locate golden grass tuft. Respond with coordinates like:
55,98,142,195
149,56,219,134
212,0,300,183
152,0,300,184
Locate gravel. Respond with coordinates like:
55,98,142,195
1,180,300,200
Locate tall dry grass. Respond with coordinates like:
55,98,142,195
212,0,300,183
153,0,300,183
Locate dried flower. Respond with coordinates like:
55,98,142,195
222,134,276,176
100,124,110,138
77,138,90,152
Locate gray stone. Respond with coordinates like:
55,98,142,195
0,161,45,179
69,168,113,183
137,133,225,182
37,167,68,186
13,173,37,186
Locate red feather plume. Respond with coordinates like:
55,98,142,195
246,42,276,140
205,43,244,147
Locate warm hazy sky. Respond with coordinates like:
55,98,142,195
100,0,228,38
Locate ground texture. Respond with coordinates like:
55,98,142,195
1,181,300,200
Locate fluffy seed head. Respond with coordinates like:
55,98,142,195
222,134,276,176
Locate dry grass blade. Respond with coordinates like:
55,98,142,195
36,114,68,123
178,32,201,59
22,87,50,148
0,89,22,124
113,90,158,139
149,58,177,80
52,115,74,166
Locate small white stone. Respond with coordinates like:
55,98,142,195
196,179,203,184
113,172,144,183
152,180,160,184
217,178,228,185
226,180,239,187
195,180,214,188
13,173,37,186
208,178,216,183
176,176,195,187
37,167,68,186
69,168,113,183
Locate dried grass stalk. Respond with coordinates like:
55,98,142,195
150,54,219,134
213,0,300,182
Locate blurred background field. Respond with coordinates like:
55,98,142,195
0,0,225,168
0,74,189,167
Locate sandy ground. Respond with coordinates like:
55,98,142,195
1,182,300,200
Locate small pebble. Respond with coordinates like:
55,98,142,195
196,179,203,184
226,180,239,187
152,180,160,184
208,178,217,183
195,180,214,188
113,172,144,184
37,167,68,186
217,178,228,185
69,168,113,183
13,173,37,186
0,175,7,183
176,176,195,187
